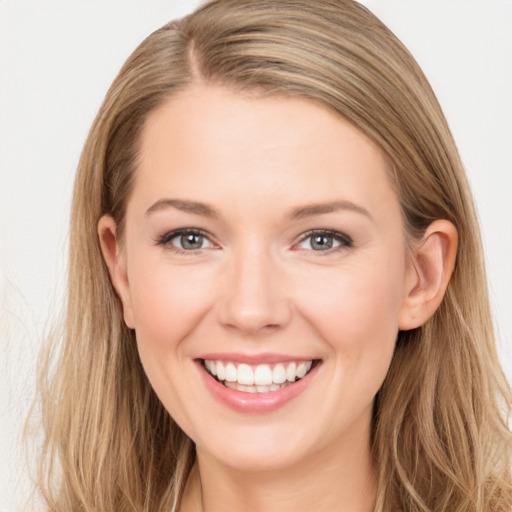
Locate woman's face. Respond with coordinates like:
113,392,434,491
114,85,415,471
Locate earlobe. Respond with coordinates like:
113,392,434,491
97,215,135,329
398,220,458,330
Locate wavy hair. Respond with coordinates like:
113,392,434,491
37,1,512,510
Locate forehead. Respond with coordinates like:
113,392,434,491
131,85,399,222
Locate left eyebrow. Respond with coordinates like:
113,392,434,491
288,200,372,220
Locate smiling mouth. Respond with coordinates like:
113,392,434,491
202,359,319,393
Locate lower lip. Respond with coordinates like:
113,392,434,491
196,360,320,413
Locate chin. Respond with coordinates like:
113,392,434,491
194,421,326,473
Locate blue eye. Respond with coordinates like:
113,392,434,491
298,230,352,252
157,229,214,251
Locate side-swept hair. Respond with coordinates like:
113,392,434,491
37,1,512,510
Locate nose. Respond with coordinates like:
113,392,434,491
217,243,291,335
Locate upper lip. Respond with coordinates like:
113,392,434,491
197,352,318,364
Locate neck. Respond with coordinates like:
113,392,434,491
181,422,377,512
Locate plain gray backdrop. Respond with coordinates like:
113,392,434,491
1,1,511,510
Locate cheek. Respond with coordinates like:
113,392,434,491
300,257,404,330
127,256,216,351
294,254,406,379
126,257,219,428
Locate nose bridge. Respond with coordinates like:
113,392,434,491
218,238,290,333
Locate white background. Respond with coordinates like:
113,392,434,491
1,1,511,510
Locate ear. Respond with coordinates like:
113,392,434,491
97,215,135,329
398,220,458,330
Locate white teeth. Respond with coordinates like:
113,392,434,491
296,361,312,378
216,361,225,381
225,362,237,382
272,363,286,384
225,381,290,394
237,364,254,385
204,359,315,391
286,362,296,382
254,365,273,386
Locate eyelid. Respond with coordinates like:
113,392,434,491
154,227,352,254
294,229,353,251
154,227,219,251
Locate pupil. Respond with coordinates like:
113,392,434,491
312,235,332,250
182,233,203,249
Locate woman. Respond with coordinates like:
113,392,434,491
37,0,512,510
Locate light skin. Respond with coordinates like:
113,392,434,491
99,85,457,512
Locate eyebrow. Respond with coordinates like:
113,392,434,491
288,200,372,220
145,199,220,218
145,198,371,221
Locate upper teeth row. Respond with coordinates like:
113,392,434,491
204,360,313,386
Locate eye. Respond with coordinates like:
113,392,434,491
297,230,353,252
156,228,215,252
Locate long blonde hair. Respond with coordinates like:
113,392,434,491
37,1,512,510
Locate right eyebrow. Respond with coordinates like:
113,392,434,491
145,199,220,218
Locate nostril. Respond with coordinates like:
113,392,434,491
216,256,292,332
217,295,292,334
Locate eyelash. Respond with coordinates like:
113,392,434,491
155,228,353,254
296,229,353,253
155,228,215,254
